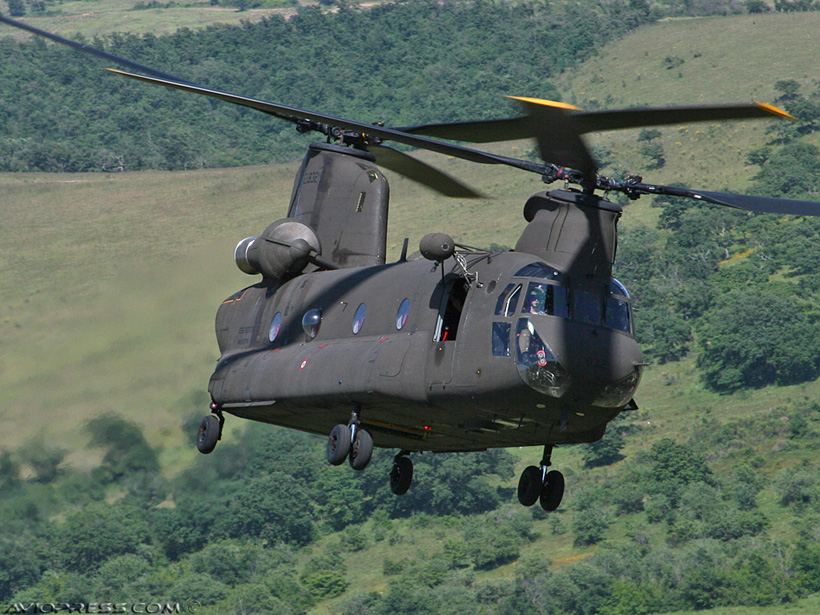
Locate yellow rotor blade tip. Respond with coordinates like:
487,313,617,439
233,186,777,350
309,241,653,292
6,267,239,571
755,101,795,120
507,96,582,111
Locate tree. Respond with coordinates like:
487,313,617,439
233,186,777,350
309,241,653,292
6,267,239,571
696,288,820,391
57,503,151,571
6,0,25,17
583,429,625,467
751,142,820,199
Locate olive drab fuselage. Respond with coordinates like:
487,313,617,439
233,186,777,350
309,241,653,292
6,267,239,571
208,145,643,453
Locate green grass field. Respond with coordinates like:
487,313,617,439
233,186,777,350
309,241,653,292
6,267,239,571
0,0,297,39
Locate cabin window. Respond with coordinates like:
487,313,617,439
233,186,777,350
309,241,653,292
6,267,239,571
269,312,283,342
573,290,602,325
514,262,564,284
396,298,410,330
302,308,322,339
521,282,569,318
352,303,366,334
492,321,511,357
494,283,522,317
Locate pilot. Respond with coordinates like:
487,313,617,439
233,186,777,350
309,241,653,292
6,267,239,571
525,285,547,315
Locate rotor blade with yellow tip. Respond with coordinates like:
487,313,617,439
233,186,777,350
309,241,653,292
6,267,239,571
401,101,793,142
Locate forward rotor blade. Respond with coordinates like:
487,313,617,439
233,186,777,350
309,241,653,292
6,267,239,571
573,102,793,133
639,184,820,216
507,97,598,180
369,145,485,199
401,102,792,141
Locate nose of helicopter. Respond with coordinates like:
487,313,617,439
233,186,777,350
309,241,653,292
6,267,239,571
513,316,643,407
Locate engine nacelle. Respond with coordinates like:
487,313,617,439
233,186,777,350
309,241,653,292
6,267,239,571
234,219,322,280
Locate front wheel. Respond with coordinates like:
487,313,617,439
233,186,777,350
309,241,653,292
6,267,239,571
539,470,565,512
517,465,542,507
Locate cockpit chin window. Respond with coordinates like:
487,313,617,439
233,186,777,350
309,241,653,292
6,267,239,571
514,318,571,397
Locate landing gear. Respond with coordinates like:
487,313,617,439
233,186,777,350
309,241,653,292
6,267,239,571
326,405,374,470
390,452,413,495
517,444,564,511
197,410,223,454
349,427,374,471
327,424,351,466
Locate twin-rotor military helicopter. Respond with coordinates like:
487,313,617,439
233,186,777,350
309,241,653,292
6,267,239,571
6,14,820,511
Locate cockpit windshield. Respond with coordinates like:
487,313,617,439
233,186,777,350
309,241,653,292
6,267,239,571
498,264,633,335
521,282,569,318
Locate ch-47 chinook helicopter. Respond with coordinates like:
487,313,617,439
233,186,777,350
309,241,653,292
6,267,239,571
6,15,820,512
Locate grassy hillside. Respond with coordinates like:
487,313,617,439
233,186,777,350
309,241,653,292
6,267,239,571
555,12,820,192
3,9,820,615
0,0,303,38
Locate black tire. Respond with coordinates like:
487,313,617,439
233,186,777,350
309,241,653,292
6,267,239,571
197,414,220,454
349,428,374,471
327,424,351,466
390,456,413,495
517,465,542,507
539,470,565,512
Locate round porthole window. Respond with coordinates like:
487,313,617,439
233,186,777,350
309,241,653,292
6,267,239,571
353,303,366,334
269,312,283,342
302,308,322,339
396,298,410,330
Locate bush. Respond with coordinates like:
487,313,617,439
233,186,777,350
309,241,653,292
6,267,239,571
300,555,348,599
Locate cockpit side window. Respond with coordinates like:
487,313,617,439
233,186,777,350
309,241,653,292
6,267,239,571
494,283,522,317
605,278,633,334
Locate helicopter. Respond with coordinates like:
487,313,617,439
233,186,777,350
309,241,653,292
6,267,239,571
5,15,820,512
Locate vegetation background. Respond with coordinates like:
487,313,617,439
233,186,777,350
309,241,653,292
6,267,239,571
2,1,820,614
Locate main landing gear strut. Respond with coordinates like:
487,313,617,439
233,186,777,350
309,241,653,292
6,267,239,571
517,444,564,511
326,406,374,471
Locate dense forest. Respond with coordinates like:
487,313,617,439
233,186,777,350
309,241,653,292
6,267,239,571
0,0,722,172
4,2,820,614
2,403,820,614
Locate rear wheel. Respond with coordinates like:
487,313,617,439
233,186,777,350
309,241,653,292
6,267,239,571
349,428,374,471
197,415,221,454
327,424,351,466
390,455,413,495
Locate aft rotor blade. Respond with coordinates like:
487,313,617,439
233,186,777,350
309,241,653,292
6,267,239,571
0,14,193,85
639,184,820,216
369,145,485,199
106,69,549,173
401,102,792,141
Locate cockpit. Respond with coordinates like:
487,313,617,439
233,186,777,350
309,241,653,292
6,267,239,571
494,262,633,335
491,262,640,406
